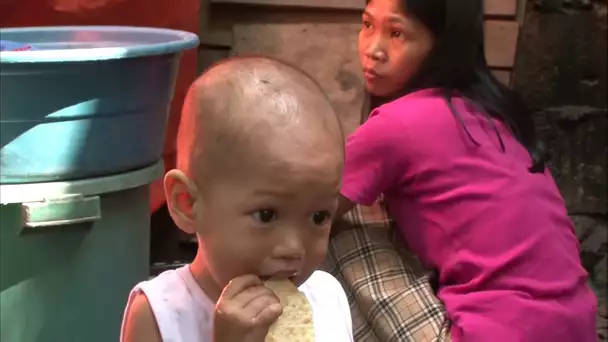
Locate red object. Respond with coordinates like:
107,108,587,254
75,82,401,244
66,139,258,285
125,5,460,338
1,0,200,213
9,45,34,51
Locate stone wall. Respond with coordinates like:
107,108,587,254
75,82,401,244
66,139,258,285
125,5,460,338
514,0,607,339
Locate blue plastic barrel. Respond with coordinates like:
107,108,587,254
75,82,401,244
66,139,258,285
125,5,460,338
0,26,199,184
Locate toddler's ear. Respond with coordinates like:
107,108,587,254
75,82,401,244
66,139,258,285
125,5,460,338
164,169,198,234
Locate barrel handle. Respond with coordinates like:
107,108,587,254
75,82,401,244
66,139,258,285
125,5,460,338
21,194,101,229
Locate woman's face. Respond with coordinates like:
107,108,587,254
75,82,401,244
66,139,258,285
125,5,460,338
358,0,435,97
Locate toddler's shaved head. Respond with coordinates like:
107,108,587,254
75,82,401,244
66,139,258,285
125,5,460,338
168,57,344,296
176,56,343,184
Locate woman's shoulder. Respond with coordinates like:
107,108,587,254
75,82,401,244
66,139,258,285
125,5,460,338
377,88,477,133
380,88,447,114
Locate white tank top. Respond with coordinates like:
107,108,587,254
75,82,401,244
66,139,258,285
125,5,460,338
120,266,353,342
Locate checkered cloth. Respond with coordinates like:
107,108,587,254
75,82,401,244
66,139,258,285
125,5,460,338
324,200,452,342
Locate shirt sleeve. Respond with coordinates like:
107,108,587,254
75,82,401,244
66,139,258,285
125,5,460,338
341,108,407,206
309,271,354,342
335,278,354,342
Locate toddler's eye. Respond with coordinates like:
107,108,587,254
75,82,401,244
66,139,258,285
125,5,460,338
311,211,332,225
253,209,277,224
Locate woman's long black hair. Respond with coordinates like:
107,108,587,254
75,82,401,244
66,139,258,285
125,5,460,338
367,0,546,173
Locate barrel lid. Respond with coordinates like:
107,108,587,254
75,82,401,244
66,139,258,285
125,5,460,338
0,26,199,63
0,161,163,204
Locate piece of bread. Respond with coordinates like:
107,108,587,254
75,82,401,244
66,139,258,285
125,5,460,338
264,279,315,342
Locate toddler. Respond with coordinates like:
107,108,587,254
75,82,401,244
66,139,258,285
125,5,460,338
121,56,353,342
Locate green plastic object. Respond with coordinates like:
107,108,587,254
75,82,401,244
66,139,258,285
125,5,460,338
0,162,163,342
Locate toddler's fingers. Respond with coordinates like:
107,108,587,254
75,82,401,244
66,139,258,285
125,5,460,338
219,275,262,301
255,301,283,326
217,293,281,329
231,285,275,309
244,293,283,325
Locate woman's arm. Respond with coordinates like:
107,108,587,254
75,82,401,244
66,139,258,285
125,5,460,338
335,194,356,220
336,108,407,217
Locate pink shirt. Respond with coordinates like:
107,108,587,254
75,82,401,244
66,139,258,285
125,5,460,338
341,89,597,341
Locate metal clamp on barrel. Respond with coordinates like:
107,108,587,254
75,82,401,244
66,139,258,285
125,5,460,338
21,194,101,228
0,161,164,232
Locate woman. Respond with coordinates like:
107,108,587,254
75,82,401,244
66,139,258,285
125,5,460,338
333,0,597,341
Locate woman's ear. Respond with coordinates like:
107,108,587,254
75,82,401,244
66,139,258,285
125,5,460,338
164,169,198,234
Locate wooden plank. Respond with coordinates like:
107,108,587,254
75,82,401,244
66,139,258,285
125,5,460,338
205,8,520,68
200,0,211,30
516,0,527,24
200,0,233,48
199,30,233,48
484,20,519,68
211,0,518,15
491,69,512,86
210,0,363,10
484,0,518,16
198,47,232,74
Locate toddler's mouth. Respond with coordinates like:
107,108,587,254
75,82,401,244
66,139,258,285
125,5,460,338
260,271,299,283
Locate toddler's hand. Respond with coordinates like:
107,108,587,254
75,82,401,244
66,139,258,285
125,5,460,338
213,275,283,342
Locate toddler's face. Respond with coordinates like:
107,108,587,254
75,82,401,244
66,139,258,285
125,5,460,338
194,141,343,293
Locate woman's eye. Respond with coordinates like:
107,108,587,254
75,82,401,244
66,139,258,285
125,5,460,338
362,20,372,29
311,211,332,225
253,209,277,224
391,30,404,39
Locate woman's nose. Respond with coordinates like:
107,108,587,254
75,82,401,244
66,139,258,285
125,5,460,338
365,37,387,62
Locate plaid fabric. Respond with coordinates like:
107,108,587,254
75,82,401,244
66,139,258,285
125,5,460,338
323,200,451,342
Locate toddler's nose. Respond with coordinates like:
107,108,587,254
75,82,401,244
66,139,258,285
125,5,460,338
274,243,305,262
273,230,306,262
